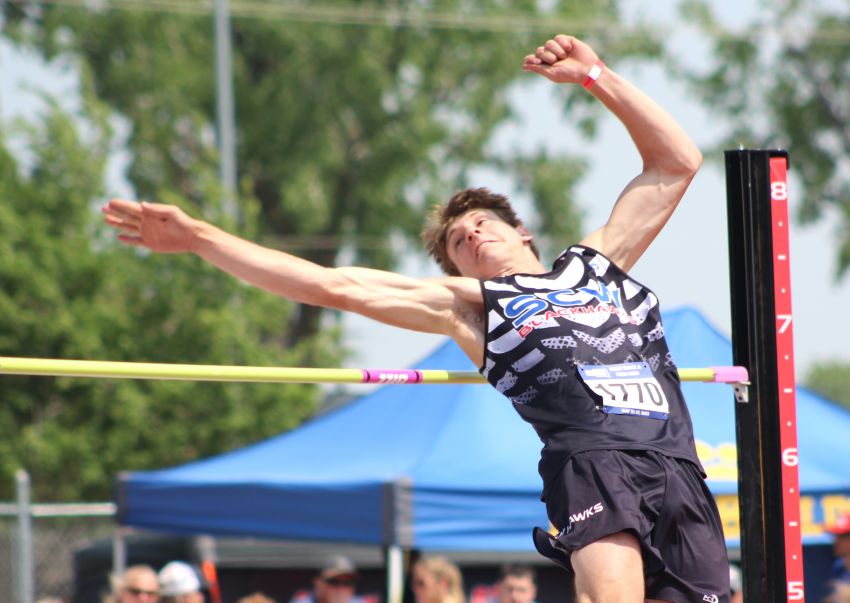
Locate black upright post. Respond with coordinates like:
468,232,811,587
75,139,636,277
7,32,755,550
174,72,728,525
725,149,803,602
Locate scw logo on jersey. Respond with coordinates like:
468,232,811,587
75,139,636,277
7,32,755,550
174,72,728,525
504,281,630,337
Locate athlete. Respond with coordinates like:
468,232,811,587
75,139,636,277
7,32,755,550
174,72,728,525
103,34,729,603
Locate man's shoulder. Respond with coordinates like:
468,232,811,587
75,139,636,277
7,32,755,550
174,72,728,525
832,557,850,581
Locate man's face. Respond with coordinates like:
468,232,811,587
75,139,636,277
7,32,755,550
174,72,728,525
118,569,160,603
445,209,533,279
497,575,536,603
179,592,205,603
315,573,356,603
411,564,445,603
834,533,850,559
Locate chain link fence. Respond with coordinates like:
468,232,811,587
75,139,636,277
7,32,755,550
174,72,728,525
1,470,116,603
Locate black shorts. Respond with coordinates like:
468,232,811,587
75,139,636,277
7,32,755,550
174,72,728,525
532,449,730,603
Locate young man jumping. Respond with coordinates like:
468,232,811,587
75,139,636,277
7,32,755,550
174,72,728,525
103,34,730,603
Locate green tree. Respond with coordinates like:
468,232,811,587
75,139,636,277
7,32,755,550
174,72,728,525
678,0,850,277
0,86,325,501
805,362,850,411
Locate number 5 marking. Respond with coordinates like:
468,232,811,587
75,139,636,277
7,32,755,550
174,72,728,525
788,580,804,600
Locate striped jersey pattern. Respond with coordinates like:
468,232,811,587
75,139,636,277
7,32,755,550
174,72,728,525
478,245,703,490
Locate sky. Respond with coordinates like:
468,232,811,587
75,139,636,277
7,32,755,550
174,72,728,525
1,4,848,384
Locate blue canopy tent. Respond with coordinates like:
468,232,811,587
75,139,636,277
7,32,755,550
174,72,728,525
117,334,546,550
116,306,850,552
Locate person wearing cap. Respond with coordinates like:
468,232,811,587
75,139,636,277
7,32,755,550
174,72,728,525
828,512,850,589
728,563,743,603
290,555,363,603
158,561,205,603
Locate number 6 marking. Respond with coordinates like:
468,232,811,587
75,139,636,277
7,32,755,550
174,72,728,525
782,448,798,467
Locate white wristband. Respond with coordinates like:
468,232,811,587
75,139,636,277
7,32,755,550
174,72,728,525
582,60,605,89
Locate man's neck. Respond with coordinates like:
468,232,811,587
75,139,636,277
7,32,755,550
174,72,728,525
492,257,547,278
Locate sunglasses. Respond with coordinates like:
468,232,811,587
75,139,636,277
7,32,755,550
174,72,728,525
324,577,356,587
125,587,159,598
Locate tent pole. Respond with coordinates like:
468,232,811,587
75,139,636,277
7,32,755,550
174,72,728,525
386,545,404,603
112,526,127,577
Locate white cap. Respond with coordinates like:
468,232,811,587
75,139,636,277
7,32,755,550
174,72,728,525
158,561,202,596
729,564,742,593
319,555,357,580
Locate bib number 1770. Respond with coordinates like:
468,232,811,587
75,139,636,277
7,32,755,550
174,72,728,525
578,361,670,420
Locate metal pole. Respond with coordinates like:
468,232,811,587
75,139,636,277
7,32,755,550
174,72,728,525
16,469,34,603
725,149,804,602
113,526,128,578
214,0,238,219
386,545,404,603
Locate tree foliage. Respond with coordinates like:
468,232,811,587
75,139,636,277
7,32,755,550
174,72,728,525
678,0,850,278
0,89,326,501
805,362,850,412
3,0,664,341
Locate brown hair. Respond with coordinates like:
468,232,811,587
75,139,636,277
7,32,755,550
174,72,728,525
499,563,536,583
413,556,466,603
237,593,277,603
421,188,539,276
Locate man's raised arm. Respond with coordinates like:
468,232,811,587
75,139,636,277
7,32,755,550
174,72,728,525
101,199,485,358
522,35,702,271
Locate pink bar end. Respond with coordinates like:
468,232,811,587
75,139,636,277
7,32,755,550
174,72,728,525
710,366,749,383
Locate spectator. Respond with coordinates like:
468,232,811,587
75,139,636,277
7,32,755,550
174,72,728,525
829,512,850,583
729,563,743,603
494,565,537,603
238,594,277,603
826,583,850,603
825,511,850,602
158,561,205,603
104,565,160,603
410,556,465,603
291,555,361,603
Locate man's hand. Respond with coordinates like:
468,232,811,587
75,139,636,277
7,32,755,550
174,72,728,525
102,199,201,254
522,35,599,84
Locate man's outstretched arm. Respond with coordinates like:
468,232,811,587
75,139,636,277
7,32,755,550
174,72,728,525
102,199,486,359
523,35,702,272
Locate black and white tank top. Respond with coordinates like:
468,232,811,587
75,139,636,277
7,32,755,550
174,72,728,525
479,245,703,490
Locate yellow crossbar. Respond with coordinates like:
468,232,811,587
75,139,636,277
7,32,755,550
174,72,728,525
0,357,746,385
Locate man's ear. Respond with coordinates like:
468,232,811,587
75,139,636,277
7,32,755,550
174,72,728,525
517,224,534,243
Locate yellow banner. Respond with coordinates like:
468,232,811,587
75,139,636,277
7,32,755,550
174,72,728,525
696,439,850,541
716,493,850,541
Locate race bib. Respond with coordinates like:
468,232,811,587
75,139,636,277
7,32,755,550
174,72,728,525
577,361,669,420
